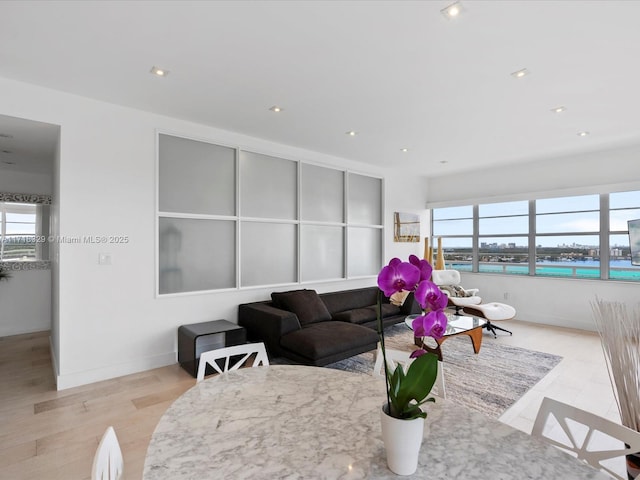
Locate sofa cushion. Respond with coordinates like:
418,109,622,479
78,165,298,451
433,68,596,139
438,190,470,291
280,321,378,361
321,287,379,315
333,304,401,325
271,289,332,326
378,303,401,318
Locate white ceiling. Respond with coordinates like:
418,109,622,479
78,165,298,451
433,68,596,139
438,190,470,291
2,0,640,177
0,115,58,174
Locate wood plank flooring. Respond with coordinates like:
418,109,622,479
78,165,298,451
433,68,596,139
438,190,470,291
0,331,195,480
0,320,616,479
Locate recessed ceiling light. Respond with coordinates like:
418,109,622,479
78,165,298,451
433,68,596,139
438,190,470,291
551,106,566,113
400,148,408,152
269,106,283,113
346,131,357,136
439,160,449,164
150,66,169,77
511,68,530,79
577,131,590,137
441,1,463,19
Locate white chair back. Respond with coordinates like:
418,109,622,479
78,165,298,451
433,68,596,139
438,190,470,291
373,346,446,399
431,269,462,286
91,426,123,480
532,397,640,480
196,342,269,382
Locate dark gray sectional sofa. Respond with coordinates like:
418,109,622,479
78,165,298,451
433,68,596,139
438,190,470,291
238,286,420,366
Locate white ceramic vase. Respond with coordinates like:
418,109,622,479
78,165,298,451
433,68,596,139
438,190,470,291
380,404,425,476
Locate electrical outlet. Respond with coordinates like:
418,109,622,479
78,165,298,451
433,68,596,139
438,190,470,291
503,292,510,300
98,253,112,265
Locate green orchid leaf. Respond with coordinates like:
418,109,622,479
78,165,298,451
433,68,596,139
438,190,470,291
388,364,404,397
395,352,438,407
388,365,406,416
402,404,427,419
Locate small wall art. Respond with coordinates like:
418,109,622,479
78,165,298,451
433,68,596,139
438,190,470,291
393,212,420,242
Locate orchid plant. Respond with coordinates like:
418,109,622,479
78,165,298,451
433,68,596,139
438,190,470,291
377,255,448,420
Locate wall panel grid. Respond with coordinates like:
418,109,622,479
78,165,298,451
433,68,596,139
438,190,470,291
156,133,383,295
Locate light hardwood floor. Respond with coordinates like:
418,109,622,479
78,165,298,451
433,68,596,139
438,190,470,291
0,319,617,480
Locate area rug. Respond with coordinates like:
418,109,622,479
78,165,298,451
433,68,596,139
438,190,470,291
275,324,563,419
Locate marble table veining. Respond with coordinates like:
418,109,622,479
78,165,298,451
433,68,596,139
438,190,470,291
143,365,608,479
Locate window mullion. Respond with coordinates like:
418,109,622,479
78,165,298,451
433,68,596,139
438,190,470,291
529,200,535,276
600,194,610,280
472,205,479,272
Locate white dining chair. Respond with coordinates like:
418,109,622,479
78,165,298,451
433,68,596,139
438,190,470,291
91,426,123,480
196,342,269,382
532,397,640,480
373,346,446,399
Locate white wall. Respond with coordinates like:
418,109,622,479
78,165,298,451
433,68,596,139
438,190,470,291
0,169,53,195
384,170,429,263
0,76,426,389
458,272,639,332
428,144,640,332
426,143,640,206
0,268,51,336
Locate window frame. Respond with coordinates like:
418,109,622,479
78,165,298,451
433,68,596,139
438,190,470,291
0,193,51,269
431,190,640,282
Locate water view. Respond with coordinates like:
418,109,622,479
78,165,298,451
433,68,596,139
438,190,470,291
451,259,640,280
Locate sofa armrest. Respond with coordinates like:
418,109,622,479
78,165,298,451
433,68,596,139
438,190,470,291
238,302,301,357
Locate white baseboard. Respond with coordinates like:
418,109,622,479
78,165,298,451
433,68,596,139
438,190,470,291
55,351,177,390
517,313,597,332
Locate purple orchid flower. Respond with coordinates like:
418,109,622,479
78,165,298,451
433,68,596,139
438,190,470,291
412,309,448,339
409,254,433,283
428,310,448,338
377,258,420,297
409,348,427,359
414,280,448,311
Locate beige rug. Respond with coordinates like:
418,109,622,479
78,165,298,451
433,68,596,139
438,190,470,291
324,323,562,418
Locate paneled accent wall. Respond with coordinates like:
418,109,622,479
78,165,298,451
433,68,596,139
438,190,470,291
157,133,383,295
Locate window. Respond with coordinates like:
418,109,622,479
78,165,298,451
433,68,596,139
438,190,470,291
432,206,473,271
0,202,50,261
479,201,528,275
609,191,640,281
431,190,640,281
535,195,600,279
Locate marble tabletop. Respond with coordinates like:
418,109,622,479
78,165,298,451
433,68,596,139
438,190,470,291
143,365,608,479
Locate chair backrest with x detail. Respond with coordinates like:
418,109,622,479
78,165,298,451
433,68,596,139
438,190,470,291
532,396,640,480
196,342,269,382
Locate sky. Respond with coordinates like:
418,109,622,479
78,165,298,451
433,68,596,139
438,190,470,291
432,192,640,248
